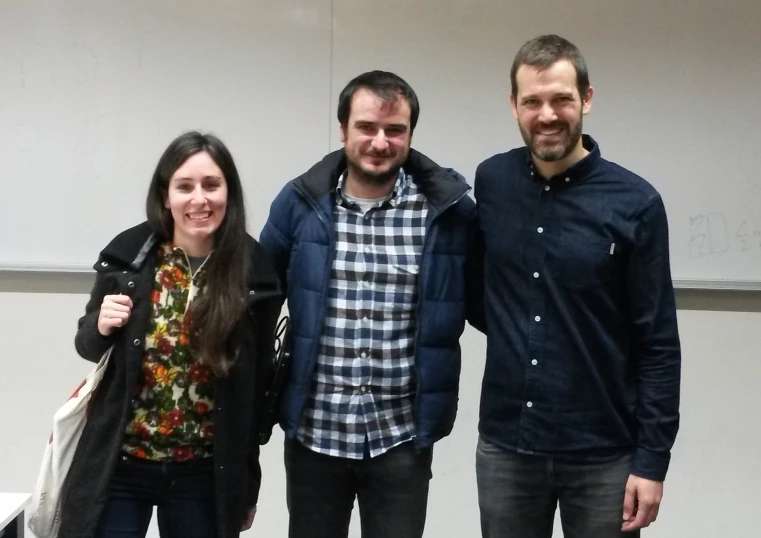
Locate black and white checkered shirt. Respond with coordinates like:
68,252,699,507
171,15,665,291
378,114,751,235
296,168,429,459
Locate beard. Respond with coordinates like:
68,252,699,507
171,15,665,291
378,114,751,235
345,149,407,186
520,115,583,162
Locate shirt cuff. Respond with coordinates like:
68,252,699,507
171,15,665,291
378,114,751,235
630,447,671,482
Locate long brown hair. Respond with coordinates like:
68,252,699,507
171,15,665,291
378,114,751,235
146,131,247,376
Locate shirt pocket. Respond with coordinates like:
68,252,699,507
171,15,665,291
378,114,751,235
390,263,419,276
551,232,618,291
383,247,422,279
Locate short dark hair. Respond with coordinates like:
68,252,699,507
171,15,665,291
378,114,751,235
510,35,590,98
337,70,420,135
146,130,247,376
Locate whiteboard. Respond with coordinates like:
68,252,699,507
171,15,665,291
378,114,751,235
2,0,760,289
330,0,761,288
0,0,333,270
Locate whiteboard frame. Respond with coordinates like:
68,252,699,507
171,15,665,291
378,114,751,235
1,263,760,291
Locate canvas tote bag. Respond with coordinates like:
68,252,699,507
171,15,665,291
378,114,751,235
27,346,113,537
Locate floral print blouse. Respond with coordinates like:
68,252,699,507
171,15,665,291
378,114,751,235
122,243,215,461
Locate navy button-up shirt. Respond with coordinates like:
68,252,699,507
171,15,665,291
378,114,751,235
475,135,681,481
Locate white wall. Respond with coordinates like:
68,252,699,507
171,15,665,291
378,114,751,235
1,273,759,537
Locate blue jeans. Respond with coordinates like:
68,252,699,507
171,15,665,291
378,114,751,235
284,438,433,538
94,454,216,538
476,436,639,538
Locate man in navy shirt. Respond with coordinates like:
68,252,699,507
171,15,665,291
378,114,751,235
474,35,681,538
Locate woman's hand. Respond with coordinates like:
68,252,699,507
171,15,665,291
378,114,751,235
97,294,133,336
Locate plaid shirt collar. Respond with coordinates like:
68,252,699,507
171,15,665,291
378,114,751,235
335,167,408,209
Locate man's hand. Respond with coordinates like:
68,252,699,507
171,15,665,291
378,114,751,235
622,475,663,532
241,505,257,531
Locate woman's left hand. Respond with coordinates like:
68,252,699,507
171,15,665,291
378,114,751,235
241,505,256,531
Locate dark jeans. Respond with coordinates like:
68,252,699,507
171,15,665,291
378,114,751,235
476,436,639,538
285,438,433,538
94,454,217,538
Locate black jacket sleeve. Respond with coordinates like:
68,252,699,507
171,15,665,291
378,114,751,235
74,269,119,362
245,295,281,508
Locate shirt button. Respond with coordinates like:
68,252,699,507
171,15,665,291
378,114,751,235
249,290,256,296
537,227,544,234
362,316,369,323
565,177,571,182
531,359,538,366
133,339,141,346
533,272,539,278
526,401,533,408
127,281,135,288
544,185,550,191
365,246,371,253
360,351,367,358
101,261,108,267
534,316,541,322
360,386,368,393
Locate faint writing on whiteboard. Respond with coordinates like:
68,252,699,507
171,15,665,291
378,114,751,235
689,213,761,258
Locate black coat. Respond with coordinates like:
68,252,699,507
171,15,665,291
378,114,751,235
58,222,282,538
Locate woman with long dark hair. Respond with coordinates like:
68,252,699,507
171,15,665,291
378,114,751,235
57,131,281,538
